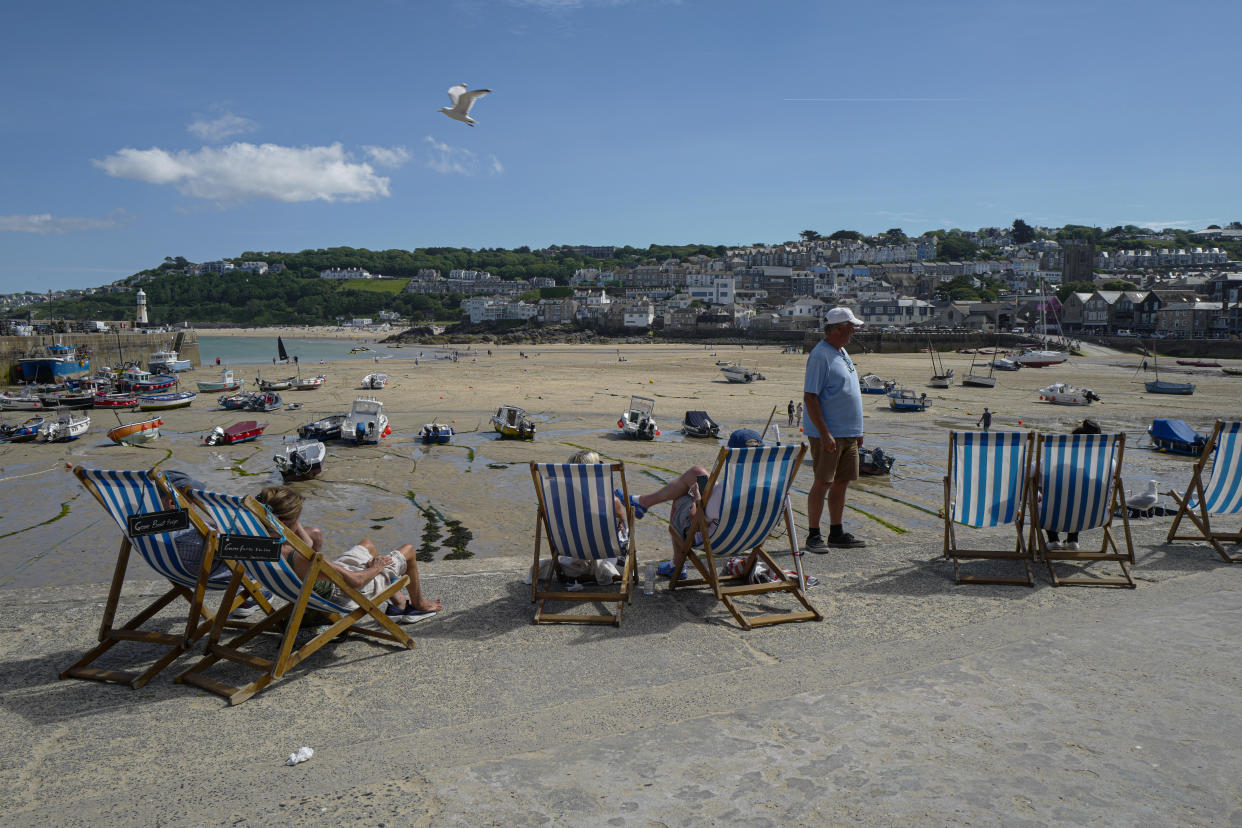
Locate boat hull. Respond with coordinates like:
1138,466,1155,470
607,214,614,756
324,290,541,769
19,354,91,383
1145,381,1195,395
138,392,197,411
93,393,138,409
108,418,163,445
961,375,996,388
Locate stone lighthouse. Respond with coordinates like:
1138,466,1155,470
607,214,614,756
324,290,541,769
136,288,148,326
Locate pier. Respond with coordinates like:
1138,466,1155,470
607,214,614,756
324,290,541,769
1,330,200,383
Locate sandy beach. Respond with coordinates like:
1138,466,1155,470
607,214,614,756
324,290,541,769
2,340,1241,588
2,341,1241,824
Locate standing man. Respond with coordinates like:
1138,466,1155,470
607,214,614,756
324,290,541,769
802,307,867,551
787,400,796,427
977,407,992,432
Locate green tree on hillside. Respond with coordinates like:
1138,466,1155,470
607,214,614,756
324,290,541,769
1012,219,1035,244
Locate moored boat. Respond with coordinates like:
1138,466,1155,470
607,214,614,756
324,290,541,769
117,367,178,393
1176,359,1221,368
298,413,347,442
1145,379,1195,395
361,372,388,389
204,420,267,446
492,404,536,439
1039,382,1099,405
93,391,138,409
1016,349,1069,368
887,387,931,411
38,390,95,409
858,373,891,394
2,416,46,442
18,343,91,383
274,439,326,481
859,446,896,475
138,391,197,411
1223,367,1242,376
419,423,455,444
37,410,90,442
1147,418,1207,456
343,397,390,444
681,410,720,438
293,375,326,391
721,363,765,383
257,376,294,392
148,349,193,373
107,416,162,445
991,357,1020,371
620,395,658,440
245,392,282,412
0,387,46,411
196,369,243,393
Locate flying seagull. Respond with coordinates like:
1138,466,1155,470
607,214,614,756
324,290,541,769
1126,480,1160,518
438,83,492,127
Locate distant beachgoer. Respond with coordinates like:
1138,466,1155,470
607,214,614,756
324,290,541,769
272,357,276,365
254,486,441,622
215,357,220,365
977,408,992,432
795,402,804,428
787,400,796,427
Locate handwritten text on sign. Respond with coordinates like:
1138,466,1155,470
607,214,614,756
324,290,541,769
127,508,190,537
218,534,283,562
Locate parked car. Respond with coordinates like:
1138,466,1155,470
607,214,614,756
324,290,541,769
1115,329,1134,337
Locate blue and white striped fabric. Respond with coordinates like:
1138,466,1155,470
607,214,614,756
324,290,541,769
79,468,231,590
951,431,1028,528
1038,434,1120,532
535,463,621,562
703,445,800,557
187,488,347,615
1189,421,1242,515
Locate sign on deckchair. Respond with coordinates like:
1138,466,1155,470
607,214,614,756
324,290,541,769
218,533,282,561
127,508,189,537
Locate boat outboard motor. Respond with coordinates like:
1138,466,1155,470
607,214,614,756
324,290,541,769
206,425,224,446
292,452,310,477
1085,389,1101,402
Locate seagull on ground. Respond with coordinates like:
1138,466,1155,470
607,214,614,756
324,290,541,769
1126,480,1160,518
438,84,492,127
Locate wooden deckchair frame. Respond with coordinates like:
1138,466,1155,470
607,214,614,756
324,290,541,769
1029,432,1136,588
529,461,638,625
61,467,275,689
942,431,1035,586
1166,420,1242,563
176,492,413,705
669,444,822,629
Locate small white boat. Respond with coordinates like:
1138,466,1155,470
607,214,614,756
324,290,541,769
37,410,90,442
137,391,197,411
1017,349,1069,368
991,357,1020,371
274,439,326,480
343,397,390,444
0,387,45,411
619,395,658,440
361,372,388,389
293,375,326,391
858,373,891,394
196,369,243,393
888,387,931,411
1039,382,1099,406
721,364,765,383
148,349,193,373
492,404,536,440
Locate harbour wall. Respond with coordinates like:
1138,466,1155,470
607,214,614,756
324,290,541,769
1,331,200,384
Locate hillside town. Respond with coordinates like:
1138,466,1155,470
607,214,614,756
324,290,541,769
4,223,1242,339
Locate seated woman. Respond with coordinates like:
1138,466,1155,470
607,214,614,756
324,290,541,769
255,485,441,623
560,450,629,585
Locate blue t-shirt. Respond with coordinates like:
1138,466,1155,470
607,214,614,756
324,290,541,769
802,341,864,439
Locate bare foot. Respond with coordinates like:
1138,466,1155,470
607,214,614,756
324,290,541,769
412,597,442,612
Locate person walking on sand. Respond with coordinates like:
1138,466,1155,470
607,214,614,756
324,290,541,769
787,400,796,427
795,401,804,429
803,307,867,552
978,408,992,432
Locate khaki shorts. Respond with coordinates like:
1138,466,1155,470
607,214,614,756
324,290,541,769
329,544,407,609
808,436,860,484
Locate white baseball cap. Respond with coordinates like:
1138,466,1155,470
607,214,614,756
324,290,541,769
824,306,864,326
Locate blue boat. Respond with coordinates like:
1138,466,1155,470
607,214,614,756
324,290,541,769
18,343,91,383
887,387,931,412
419,423,454,444
1148,419,1207,456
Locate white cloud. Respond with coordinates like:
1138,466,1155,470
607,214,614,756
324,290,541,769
425,136,503,176
364,145,412,168
0,210,128,234
187,111,257,142
93,143,391,203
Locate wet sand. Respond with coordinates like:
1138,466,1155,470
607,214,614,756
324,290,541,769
2,341,1240,589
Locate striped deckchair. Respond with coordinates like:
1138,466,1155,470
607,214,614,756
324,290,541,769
670,444,821,629
529,461,637,625
942,431,1035,586
1166,420,1242,562
175,488,413,705
1030,432,1135,588
62,467,273,689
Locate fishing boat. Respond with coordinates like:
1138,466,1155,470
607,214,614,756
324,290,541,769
887,387,931,411
681,410,720,438
93,391,138,409
419,423,455,444
962,338,998,388
619,396,658,440
37,410,90,442
0,387,46,411
1223,367,1242,376
138,391,197,411
1038,382,1099,406
196,369,243,393
245,392,283,412
858,373,891,394
257,376,294,392
2,416,46,442
859,446,896,476
721,363,765,383
1176,359,1221,368
117,367,178,393
1144,347,1195,395
1017,348,1070,368
148,349,192,373
107,416,162,445
204,420,267,446
927,339,953,388
293,375,326,391
492,404,536,440
274,439,326,481
298,413,347,442
219,391,254,410
343,397,390,444
39,389,94,409
991,357,1020,371
18,342,91,383
1147,419,1207,456
361,372,388,389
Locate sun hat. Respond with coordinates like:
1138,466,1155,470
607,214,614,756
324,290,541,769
728,428,764,448
824,307,864,326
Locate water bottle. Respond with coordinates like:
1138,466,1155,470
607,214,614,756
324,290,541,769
642,562,655,595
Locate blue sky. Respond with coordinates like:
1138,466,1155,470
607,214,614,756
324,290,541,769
2,0,1239,293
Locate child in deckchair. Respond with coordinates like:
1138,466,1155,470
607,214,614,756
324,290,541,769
255,486,441,623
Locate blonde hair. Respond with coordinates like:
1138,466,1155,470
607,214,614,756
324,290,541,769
257,485,304,527
568,449,602,464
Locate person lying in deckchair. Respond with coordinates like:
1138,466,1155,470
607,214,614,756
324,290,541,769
255,486,441,623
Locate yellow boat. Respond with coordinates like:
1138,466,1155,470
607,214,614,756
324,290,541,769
492,405,536,440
